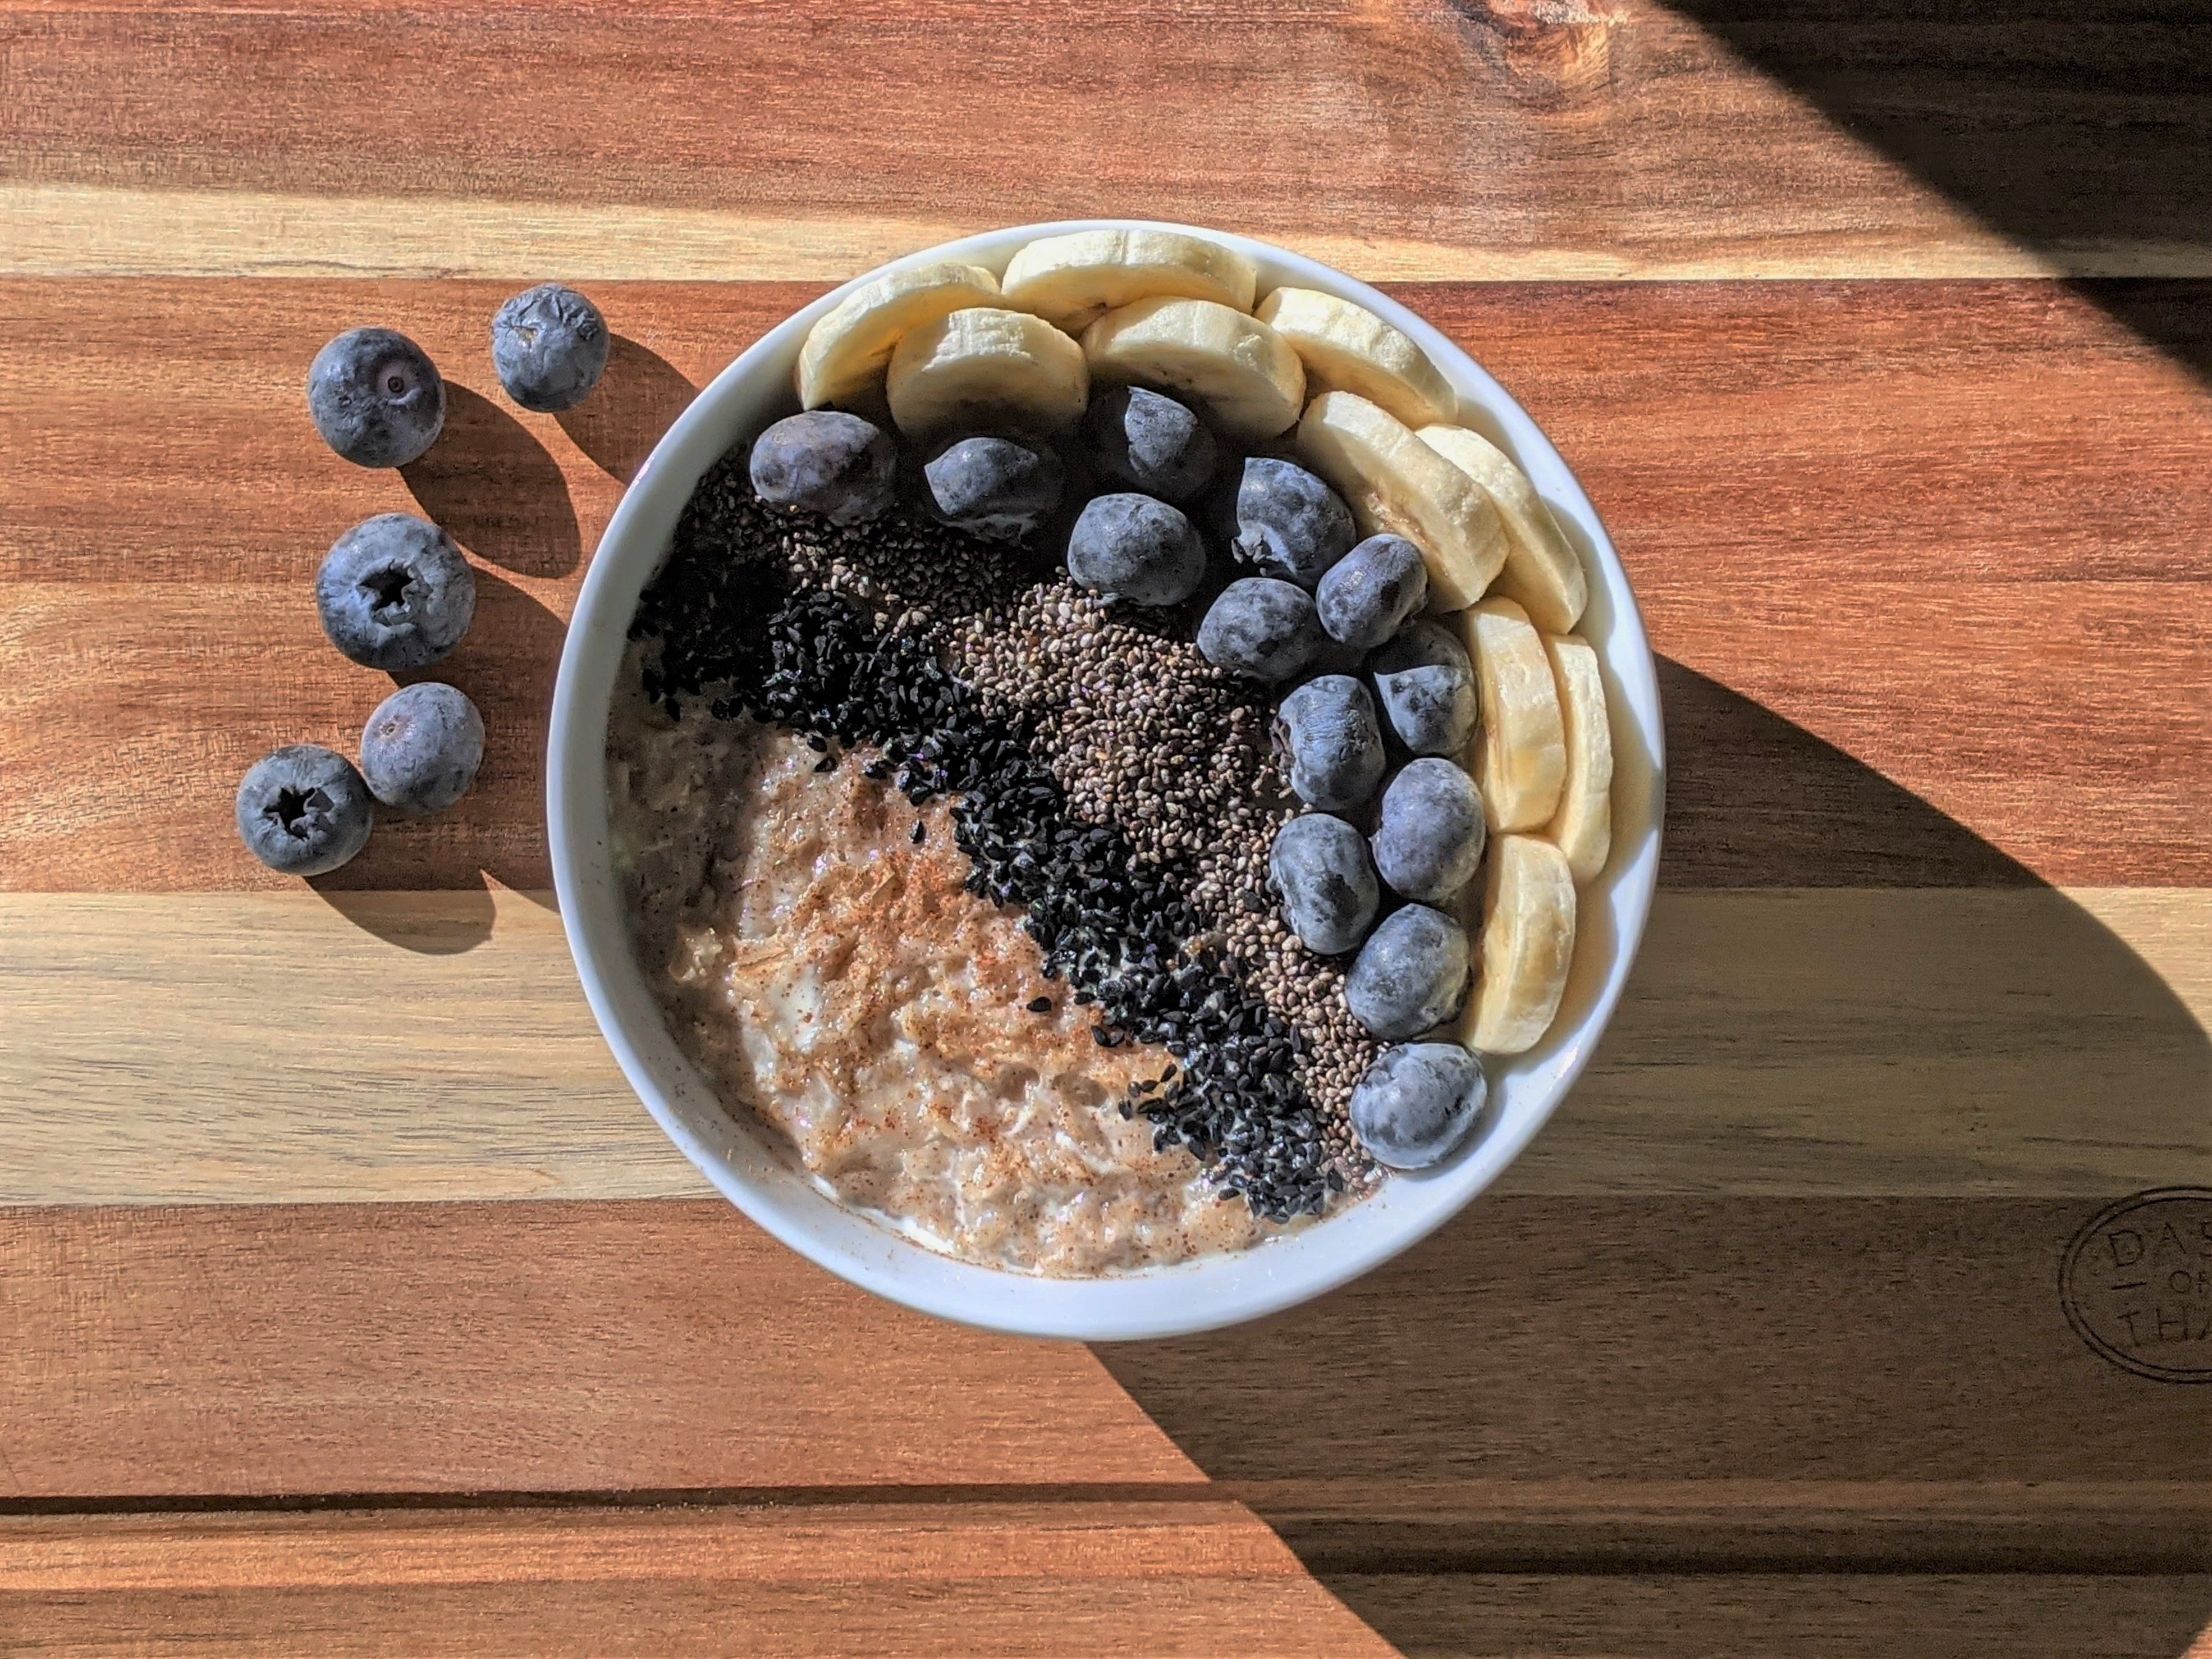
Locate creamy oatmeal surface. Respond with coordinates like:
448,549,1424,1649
607,647,1267,1275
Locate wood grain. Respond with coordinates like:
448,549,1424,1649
0,1502,1394,1658
2,888,2204,1206
4,0,2183,284
6,1200,2205,1520
2,279,2208,891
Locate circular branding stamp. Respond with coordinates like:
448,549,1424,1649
2060,1187,2212,1383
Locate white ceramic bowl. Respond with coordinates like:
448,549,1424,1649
548,220,1664,1341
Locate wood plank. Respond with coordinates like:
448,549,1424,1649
0,1502,1394,1658
1330,1573,2212,1659
3,279,2208,891
15,0,2207,285
4,1199,2205,1524
3,888,2202,1206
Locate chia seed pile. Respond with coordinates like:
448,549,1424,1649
633,451,1379,1223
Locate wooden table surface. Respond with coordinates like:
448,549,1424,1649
4,4,2210,1655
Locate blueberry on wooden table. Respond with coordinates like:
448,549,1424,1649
306,327,447,468
1197,577,1323,683
235,745,375,876
1269,812,1379,954
1316,532,1428,651
924,436,1064,541
1370,617,1477,756
1346,902,1469,1039
1083,386,1219,504
1065,492,1206,606
317,514,477,671
360,682,485,816
1371,757,1487,904
1349,1042,1487,1169
491,283,610,413
1232,457,1355,588
1274,674,1385,812
748,410,899,525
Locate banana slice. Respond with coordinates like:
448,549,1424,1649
1418,425,1587,632
1542,633,1613,883
1457,596,1565,832
886,306,1089,441
1002,228,1258,332
1081,297,1304,442
1294,392,1505,610
796,262,1004,412
1459,833,1577,1055
1256,288,1454,429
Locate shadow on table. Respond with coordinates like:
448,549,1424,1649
1096,659,2212,1657
557,336,699,484
403,386,582,578
309,571,566,950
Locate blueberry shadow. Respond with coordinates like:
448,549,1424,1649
1093,662,2212,1655
308,570,566,940
554,336,699,484
1451,0,2212,383
402,385,582,577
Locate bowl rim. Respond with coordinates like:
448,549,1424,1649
548,218,1666,1341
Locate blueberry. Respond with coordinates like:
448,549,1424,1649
1371,757,1487,903
1083,386,1219,503
1316,533,1428,651
1233,458,1355,588
1346,903,1470,1039
1197,577,1323,683
1066,492,1206,606
235,744,375,876
490,284,610,413
317,514,477,671
306,327,446,468
1349,1043,1488,1169
1370,619,1477,756
360,682,485,815
1274,675,1385,812
749,410,898,525
1269,812,1380,955
924,436,1064,541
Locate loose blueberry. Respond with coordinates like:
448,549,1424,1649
1232,458,1355,588
1274,674,1386,812
749,410,899,525
1346,903,1471,1039
1316,533,1428,651
1269,812,1380,955
306,327,447,468
317,514,477,671
490,283,610,413
924,436,1065,541
1370,618,1478,756
1083,386,1219,503
235,744,375,876
359,682,485,816
1371,757,1487,904
1349,1043,1488,1169
1066,492,1207,607
1197,577,1324,683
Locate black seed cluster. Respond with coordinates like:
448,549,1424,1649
630,504,1339,1222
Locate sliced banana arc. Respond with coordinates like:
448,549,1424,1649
1082,296,1304,442
1458,596,1565,833
886,306,1089,441
1541,633,1613,884
1257,287,1454,429
1418,425,1587,633
1295,391,1505,611
1002,228,1259,332
1459,833,1577,1055
796,262,1004,412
